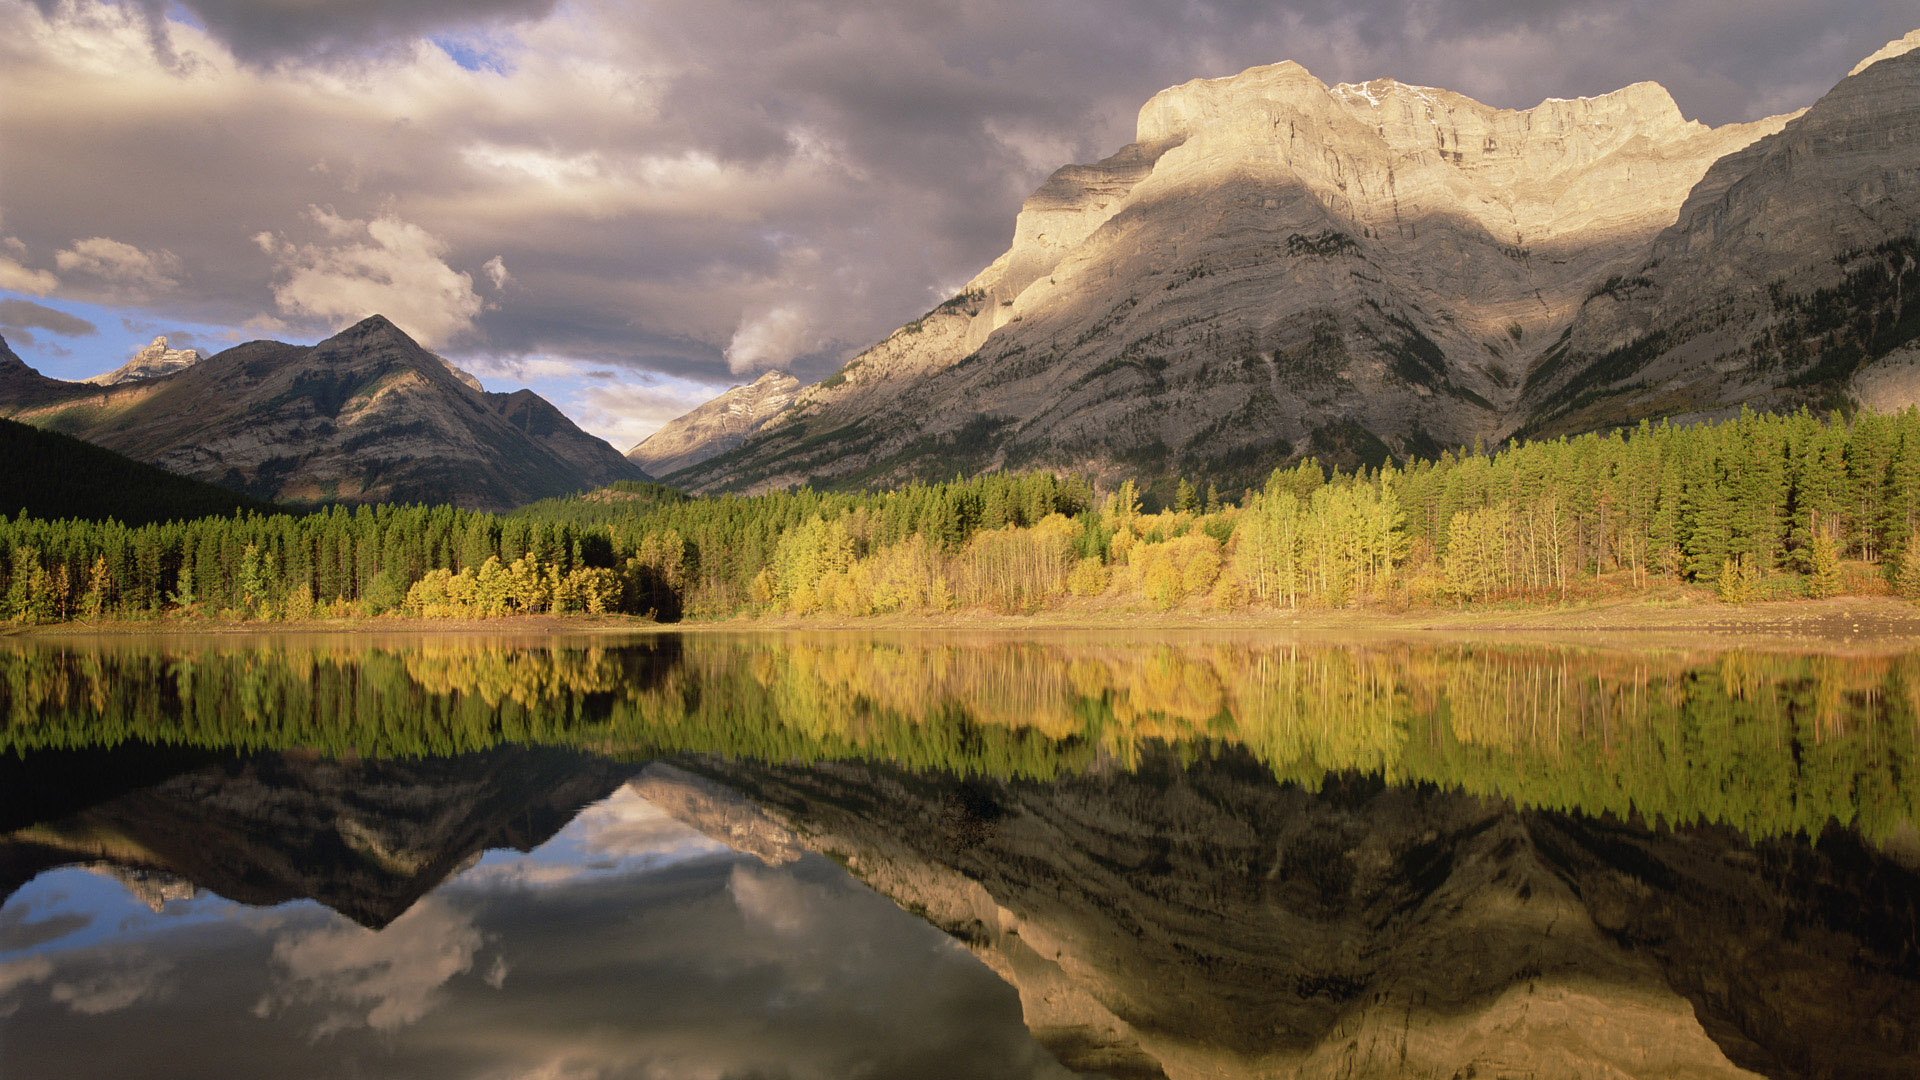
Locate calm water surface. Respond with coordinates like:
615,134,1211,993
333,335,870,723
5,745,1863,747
1,632,1916,1079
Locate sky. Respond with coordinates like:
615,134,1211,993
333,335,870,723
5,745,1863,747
1,0,1914,451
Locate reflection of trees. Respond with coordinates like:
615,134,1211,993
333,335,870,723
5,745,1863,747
3,638,1917,841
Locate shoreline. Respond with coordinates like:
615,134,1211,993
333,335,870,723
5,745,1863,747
8,594,1920,650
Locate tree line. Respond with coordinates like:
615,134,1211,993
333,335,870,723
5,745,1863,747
6,408,1920,621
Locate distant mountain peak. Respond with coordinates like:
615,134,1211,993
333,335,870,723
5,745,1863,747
84,335,203,386
0,320,645,510
326,313,416,347
626,370,800,478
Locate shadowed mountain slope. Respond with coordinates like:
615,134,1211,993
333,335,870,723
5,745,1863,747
0,317,647,511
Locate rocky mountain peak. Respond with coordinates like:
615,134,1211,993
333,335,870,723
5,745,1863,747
0,333,64,398
321,314,418,356
652,32,1916,494
0,333,30,372
84,335,202,386
625,369,802,478
1850,27,1920,77
1135,60,1327,142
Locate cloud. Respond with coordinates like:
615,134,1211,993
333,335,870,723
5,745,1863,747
0,298,98,336
484,254,511,290
571,378,723,451
0,0,1912,427
724,304,819,375
258,208,484,348
263,897,482,1036
0,236,58,295
26,0,562,63
54,236,182,298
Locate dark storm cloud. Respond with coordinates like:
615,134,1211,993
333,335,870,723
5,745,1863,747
29,0,560,61
2,0,1912,441
0,299,97,337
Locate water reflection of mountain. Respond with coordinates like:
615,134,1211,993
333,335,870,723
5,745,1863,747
4,633,1919,1077
0,747,632,927
656,752,1920,1080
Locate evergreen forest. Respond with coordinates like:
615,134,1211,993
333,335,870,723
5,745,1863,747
7,406,1920,623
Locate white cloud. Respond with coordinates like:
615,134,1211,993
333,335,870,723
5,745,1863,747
484,254,511,290
0,235,58,295
260,208,483,348
724,305,816,375
573,378,721,451
54,237,181,297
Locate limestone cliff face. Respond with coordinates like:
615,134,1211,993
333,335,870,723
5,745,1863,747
656,754,1919,1080
1524,42,1920,435
675,60,1791,492
625,370,799,478
0,316,647,510
82,336,201,386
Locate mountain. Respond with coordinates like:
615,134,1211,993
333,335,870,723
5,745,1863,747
668,34,1920,494
0,415,277,524
626,370,800,479
0,316,648,511
82,335,201,385
0,332,70,401
1521,35,1920,436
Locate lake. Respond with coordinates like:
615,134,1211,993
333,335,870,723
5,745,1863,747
1,631,1916,1078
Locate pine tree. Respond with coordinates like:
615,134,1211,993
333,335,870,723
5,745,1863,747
1895,537,1920,600
1806,532,1842,598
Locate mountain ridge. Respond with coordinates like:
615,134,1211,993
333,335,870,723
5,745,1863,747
628,370,800,478
0,316,647,511
660,32,1917,494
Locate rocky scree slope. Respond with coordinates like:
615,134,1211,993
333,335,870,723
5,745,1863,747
0,316,647,511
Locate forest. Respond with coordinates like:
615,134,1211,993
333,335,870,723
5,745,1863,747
5,406,1920,622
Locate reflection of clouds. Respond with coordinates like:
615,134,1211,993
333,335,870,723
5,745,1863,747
576,785,724,862
0,907,92,952
452,784,726,893
728,863,824,937
1,797,1068,1079
48,956,174,1014
0,955,55,1016
263,897,483,1036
